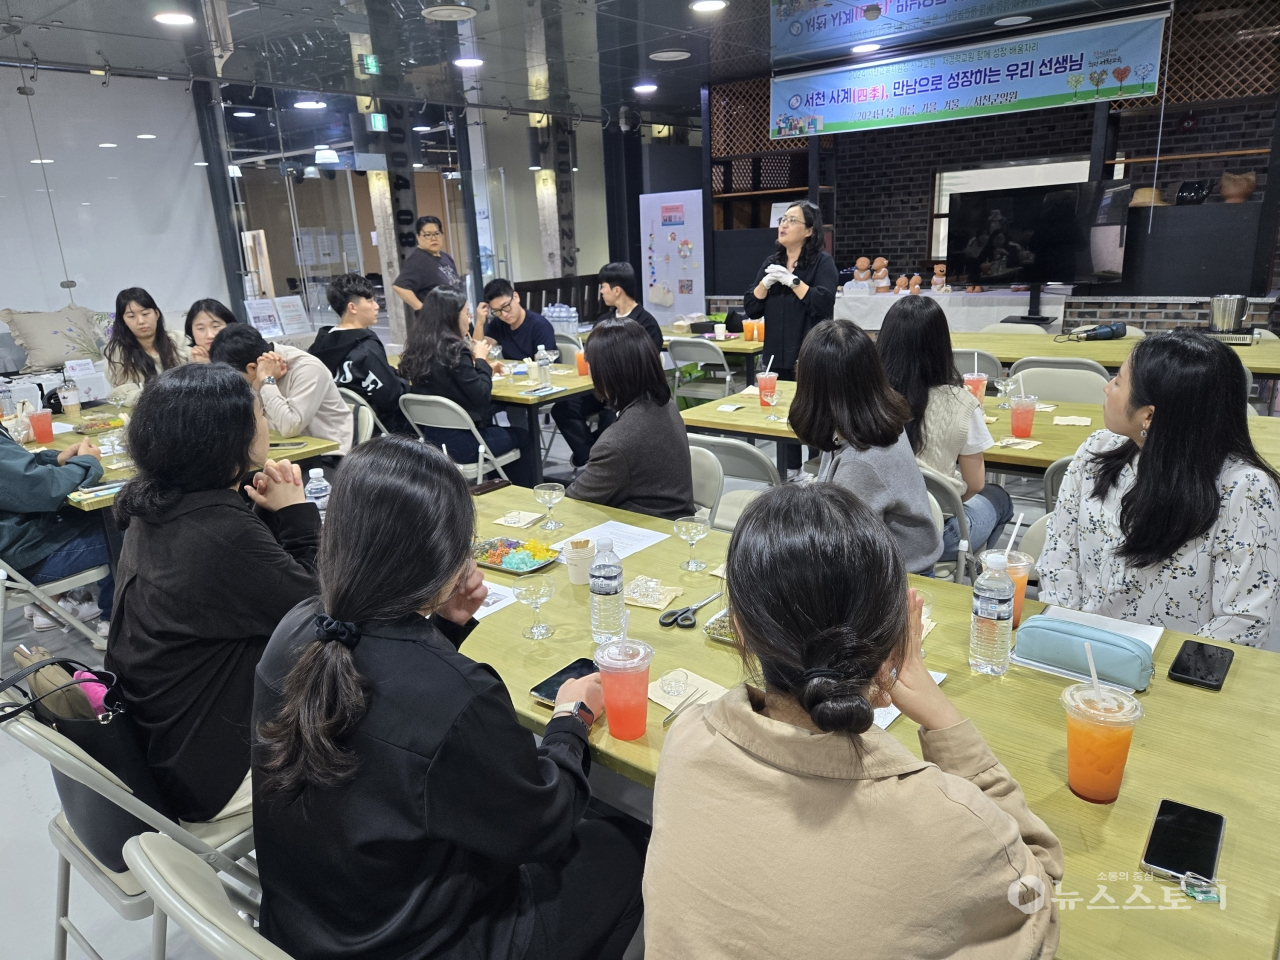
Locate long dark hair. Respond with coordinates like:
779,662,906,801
256,437,475,798
106,287,181,383
769,201,826,271
114,364,258,524
877,296,962,453
584,316,670,409
183,298,238,345
727,483,909,737
790,319,911,452
399,287,470,385
1092,330,1280,568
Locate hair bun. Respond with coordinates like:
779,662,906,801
798,671,875,735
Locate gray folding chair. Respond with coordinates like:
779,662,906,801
1,690,258,960
0,560,111,668
124,834,294,960
689,445,724,528
1043,455,1072,513
554,333,582,361
1008,356,1110,379
952,349,1003,381
920,465,975,584
399,393,521,483
688,435,781,531
668,338,735,402
337,387,388,445
1010,366,1109,404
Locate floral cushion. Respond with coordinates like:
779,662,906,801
1,305,106,373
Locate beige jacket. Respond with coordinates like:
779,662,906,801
106,330,191,407
260,343,353,455
644,685,1063,960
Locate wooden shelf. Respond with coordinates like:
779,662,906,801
1106,148,1270,164
712,185,835,198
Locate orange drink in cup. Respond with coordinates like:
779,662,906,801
594,639,654,741
575,350,589,376
962,372,987,400
29,409,54,443
757,372,779,408
1061,683,1143,804
981,549,1033,626
1009,395,1037,439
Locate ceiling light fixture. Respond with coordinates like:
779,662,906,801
137,134,157,139
314,144,329,150
413,125,432,132
851,43,881,53
454,57,484,68
99,142,117,148
422,0,478,21
994,15,1032,26
294,100,326,109
153,12,195,26
233,110,255,118
649,49,691,61
194,161,209,166
315,149,340,164
30,158,53,164
689,0,727,11
413,162,424,168
633,82,658,94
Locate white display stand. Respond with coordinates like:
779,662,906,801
638,189,705,325
834,290,1067,333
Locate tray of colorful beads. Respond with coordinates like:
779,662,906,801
473,537,561,573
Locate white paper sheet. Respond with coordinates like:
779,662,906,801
51,422,74,435
551,521,670,561
244,298,284,337
273,295,312,336
874,671,946,729
474,581,518,620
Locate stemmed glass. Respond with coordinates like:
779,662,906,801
762,389,782,422
673,515,710,572
533,482,565,530
993,377,1020,409
513,574,555,640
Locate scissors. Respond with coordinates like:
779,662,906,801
659,591,723,629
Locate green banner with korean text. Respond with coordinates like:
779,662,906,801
769,12,1166,139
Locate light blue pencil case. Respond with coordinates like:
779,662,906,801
1013,615,1155,691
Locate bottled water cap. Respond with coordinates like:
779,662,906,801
309,468,324,479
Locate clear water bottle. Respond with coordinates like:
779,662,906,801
970,553,1014,675
590,537,625,645
0,384,13,418
304,468,331,522
535,344,552,386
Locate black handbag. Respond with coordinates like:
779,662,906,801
0,658,177,872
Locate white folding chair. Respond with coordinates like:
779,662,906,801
1043,455,1072,513
124,834,294,960
921,466,974,584
1010,366,1109,404
952,349,1003,381
337,388,388,445
688,435,781,531
668,338,734,402
1018,514,1050,584
689,446,724,528
1,690,258,960
399,393,521,483
1008,356,1110,379
554,333,582,360
980,323,1047,335
0,560,111,669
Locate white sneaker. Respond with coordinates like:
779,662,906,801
32,599,102,632
92,621,110,652
24,604,36,620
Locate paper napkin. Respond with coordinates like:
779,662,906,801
1053,416,1092,426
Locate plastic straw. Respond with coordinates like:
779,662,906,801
974,353,978,375
763,354,775,377
623,610,631,641
1018,371,1025,396
1005,513,1025,558
1084,640,1103,701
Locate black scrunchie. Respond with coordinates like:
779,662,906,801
314,614,361,650
800,667,842,684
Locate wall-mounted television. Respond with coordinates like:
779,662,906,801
946,181,1133,287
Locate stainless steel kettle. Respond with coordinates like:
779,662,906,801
1209,295,1248,333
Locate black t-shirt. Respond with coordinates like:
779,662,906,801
483,310,556,362
392,249,461,301
603,304,664,352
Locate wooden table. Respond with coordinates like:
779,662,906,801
490,366,597,484
679,382,799,473
951,332,1280,376
468,486,1280,958
581,326,766,382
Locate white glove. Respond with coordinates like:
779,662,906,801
760,270,781,289
774,269,799,287
761,264,788,288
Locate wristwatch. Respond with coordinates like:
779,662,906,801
261,375,277,386
552,701,596,728
790,275,802,287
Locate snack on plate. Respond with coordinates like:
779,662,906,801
703,608,738,645
75,416,125,435
474,537,560,572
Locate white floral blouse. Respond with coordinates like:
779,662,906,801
1039,430,1280,646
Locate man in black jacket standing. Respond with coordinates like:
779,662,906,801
309,273,412,434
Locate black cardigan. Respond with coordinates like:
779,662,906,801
252,600,592,960
742,250,839,373
104,491,320,822
409,353,494,429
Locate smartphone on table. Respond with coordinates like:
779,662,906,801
1168,640,1234,690
530,658,597,707
1140,799,1225,885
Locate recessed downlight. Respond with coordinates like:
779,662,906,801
137,134,157,139
153,12,195,25
650,49,691,61
423,1,478,20
99,142,118,148
994,15,1032,26
314,144,329,150
30,158,54,164
413,125,432,132
690,0,727,10
453,57,484,68
293,100,326,110
194,161,209,166
233,110,255,118
633,82,658,94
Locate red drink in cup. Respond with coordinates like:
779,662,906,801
757,372,778,408
29,409,54,443
594,639,654,741
962,372,988,400
1009,395,1038,439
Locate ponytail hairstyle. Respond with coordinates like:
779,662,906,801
114,364,258,525
106,287,180,384
725,483,909,739
256,436,476,798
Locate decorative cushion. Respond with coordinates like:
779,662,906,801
2,305,105,373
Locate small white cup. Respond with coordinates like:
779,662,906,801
714,323,727,340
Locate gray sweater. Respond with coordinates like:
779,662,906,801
567,399,695,520
816,431,943,574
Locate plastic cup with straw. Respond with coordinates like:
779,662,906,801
758,355,779,416
963,353,987,401
1062,643,1145,803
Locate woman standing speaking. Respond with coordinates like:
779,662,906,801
742,201,838,470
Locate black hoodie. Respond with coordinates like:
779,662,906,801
308,326,410,434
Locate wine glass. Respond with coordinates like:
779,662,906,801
763,388,782,422
533,482,565,530
513,574,555,640
673,515,710,572
994,377,1019,409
